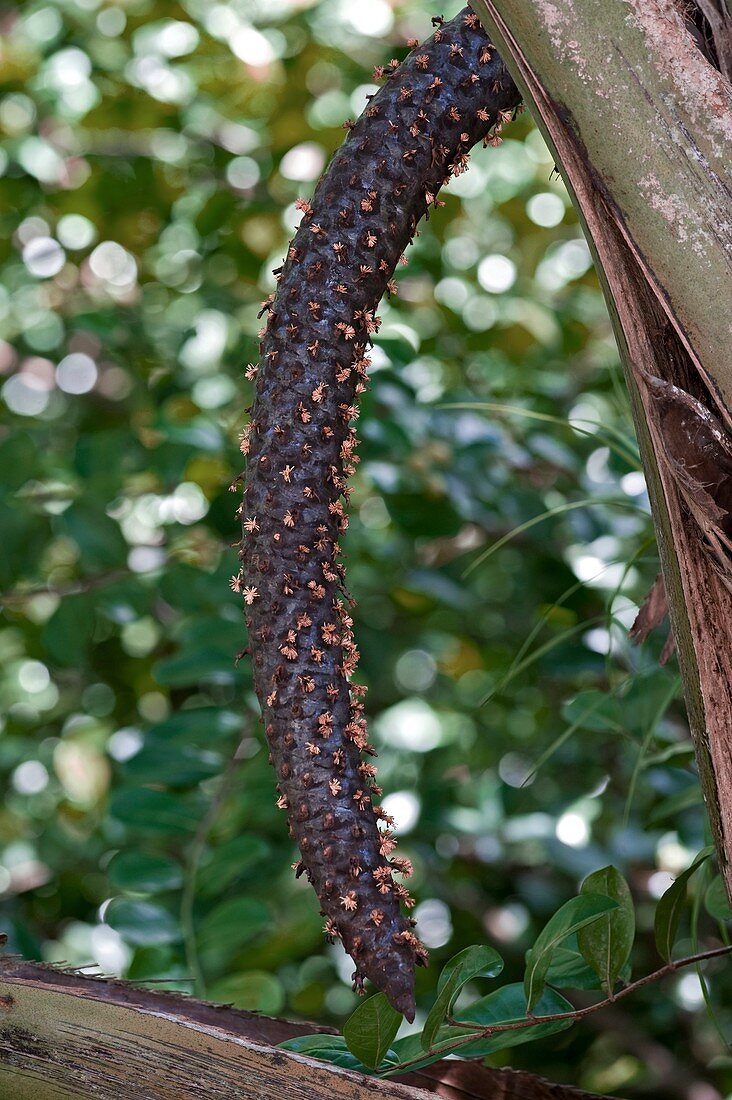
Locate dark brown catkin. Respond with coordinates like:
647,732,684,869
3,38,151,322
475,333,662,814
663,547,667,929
235,9,521,1020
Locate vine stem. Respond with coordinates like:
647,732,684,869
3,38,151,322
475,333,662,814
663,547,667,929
381,944,732,1075
180,733,252,997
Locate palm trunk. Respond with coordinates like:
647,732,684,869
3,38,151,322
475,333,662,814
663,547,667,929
472,0,732,902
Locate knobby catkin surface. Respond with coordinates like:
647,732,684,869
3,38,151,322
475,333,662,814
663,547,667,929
237,9,520,1019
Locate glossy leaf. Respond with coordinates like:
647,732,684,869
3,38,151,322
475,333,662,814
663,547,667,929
705,875,732,922
421,944,504,1050
453,983,575,1055
278,1035,349,1054
545,947,604,990
388,985,575,1075
524,894,618,1012
387,1028,474,1075
344,993,402,1070
655,848,714,961
277,1034,374,1073
577,866,635,995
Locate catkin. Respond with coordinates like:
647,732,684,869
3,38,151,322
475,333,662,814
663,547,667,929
237,9,520,1019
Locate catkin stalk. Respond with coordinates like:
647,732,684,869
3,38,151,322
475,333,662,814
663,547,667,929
237,9,520,1020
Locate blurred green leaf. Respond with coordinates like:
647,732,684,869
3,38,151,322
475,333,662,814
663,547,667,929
152,649,239,688
560,690,624,734
59,505,127,570
42,596,96,666
643,741,696,768
705,876,732,923
209,971,285,1014
107,851,184,893
147,708,242,744
648,784,704,826
123,744,222,787
198,896,270,952
109,789,199,835
196,836,271,898
105,899,181,947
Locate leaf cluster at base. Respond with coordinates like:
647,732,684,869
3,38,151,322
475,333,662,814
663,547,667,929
279,855,724,1076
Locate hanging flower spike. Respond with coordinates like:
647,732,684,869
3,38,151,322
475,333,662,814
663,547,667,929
239,7,520,1021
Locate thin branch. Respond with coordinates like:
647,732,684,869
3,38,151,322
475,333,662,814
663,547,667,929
381,945,732,1075
458,944,732,1030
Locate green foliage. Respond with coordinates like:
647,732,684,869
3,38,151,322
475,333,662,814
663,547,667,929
209,970,285,1014
422,944,503,1048
109,788,201,835
278,1033,374,1073
0,0,728,1094
451,984,575,1055
107,851,184,894
344,993,402,1070
524,894,617,1011
705,876,732,923
105,898,181,947
577,866,635,995
283,874,729,1078
654,848,713,962
545,947,615,990
198,897,270,952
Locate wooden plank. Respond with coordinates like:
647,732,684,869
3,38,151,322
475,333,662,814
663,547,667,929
0,965,432,1100
0,959,606,1099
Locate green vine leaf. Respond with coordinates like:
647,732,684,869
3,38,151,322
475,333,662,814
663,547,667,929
524,894,618,1012
277,1034,373,1073
343,992,402,1071
654,847,714,961
385,984,575,1077
705,875,732,922
577,866,635,995
421,944,504,1050
545,947,605,990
